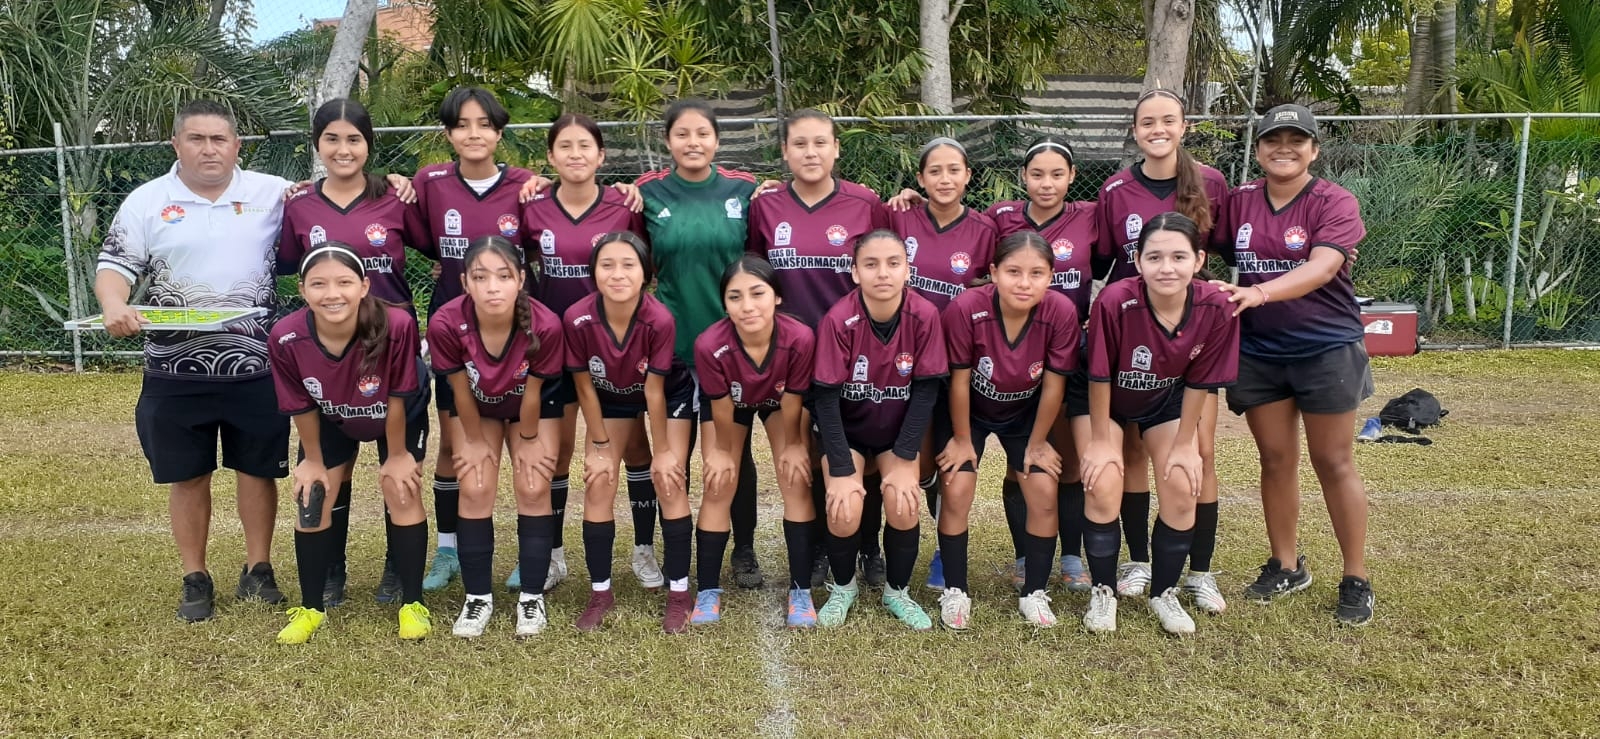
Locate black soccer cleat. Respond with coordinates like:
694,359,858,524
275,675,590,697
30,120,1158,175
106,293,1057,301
178,571,215,622
731,545,765,589
236,562,287,604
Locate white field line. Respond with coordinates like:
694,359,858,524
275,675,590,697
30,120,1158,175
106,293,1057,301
753,503,799,739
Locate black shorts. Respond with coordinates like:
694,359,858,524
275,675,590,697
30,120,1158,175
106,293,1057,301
599,376,697,420
303,372,432,468
1227,340,1375,415
135,375,290,484
539,372,576,420
1063,369,1091,418
699,392,779,427
935,413,1039,474
433,371,455,416
1113,386,1186,435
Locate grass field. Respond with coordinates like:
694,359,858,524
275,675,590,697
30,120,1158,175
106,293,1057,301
2,351,1598,737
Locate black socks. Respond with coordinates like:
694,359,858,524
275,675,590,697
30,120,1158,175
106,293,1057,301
456,516,493,596
1150,517,1195,597
517,514,555,595
1083,517,1122,588
583,520,616,585
626,465,658,546
1121,491,1151,562
1191,501,1219,572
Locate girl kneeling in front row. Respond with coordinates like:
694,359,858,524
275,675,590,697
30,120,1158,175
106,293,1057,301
1079,212,1239,635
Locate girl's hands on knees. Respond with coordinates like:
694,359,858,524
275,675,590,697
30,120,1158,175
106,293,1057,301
583,446,615,491
379,454,422,506
1080,440,1123,491
651,447,687,497
512,436,557,490
1023,440,1062,481
825,476,865,525
1164,440,1203,496
778,445,812,487
292,459,334,508
880,458,920,518
453,437,496,489
936,436,977,476
704,448,736,495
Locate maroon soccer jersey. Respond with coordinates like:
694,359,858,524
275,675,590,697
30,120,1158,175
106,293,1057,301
746,179,891,324
1096,163,1230,283
943,284,1081,427
1216,177,1366,359
521,185,646,316
279,183,426,306
269,305,422,442
563,292,679,407
426,294,565,421
813,289,948,450
694,313,815,411
1086,277,1240,422
411,162,535,315
890,205,998,311
986,200,1100,319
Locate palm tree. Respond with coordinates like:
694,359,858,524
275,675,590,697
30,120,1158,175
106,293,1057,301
1231,0,1404,112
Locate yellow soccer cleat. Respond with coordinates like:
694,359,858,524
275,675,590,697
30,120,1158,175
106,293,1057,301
398,602,432,640
276,607,326,645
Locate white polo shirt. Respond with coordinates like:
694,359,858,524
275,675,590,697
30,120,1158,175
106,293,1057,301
97,163,290,382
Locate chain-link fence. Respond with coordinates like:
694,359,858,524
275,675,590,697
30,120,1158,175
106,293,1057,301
3,113,1598,369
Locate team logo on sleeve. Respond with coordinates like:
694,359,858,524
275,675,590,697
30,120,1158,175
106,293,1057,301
826,225,849,247
950,252,972,275
1029,361,1044,381
498,214,520,238
539,229,556,255
1124,213,1143,242
725,198,743,219
904,237,920,261
588,356,606,379
1283,226,1308,251
365,223,387,247
309,225,327,245
1051,239,1074,262
515,360,530,379
1132,345,1152,371
774,380,786,394
636,359,650,375
730,382,743,403
160,205,186,224
302,377,324,399
1189,343,1205,360
357,375,381,397
894,353,915,377
976,356,994,378
852,355,870,382
774,222,792,247
444,209,463,236
1234,223,1253,250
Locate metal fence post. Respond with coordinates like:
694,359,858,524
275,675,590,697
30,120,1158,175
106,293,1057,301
53,122,84,372
1502,114,1532,349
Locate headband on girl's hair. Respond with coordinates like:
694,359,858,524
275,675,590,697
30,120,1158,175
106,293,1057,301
299,244,364,277
920,136,966,155
1025,140,1074,164
1137,88,1187,106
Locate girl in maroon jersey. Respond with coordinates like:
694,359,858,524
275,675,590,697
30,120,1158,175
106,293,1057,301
1093,89,1231,609
516,114,655,596
692,256,818,627
811,229,948,630
269,244,431,644
566,231,697,633
936,231,1081,630
747,108,893,590
1079,212,1240,635
988,136,1103,593
426,236,566,640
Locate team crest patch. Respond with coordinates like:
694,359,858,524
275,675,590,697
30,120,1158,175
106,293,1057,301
1132,345,1152,372
588,356,606,379
976,356,994,378
540,229,556,255
357,375,381,397
774,222,792,247
730,382,743,403
852,355,870,382
826,225,849,247
894,352,915,377
1029,361,1044,381
515,360,530,379
498,214,520,238
161,205,186,224
1124,213,1143,242
950,251,972,275
309,225,327,245
637,359,649,374
1189,343,1205,360
303,377,323,399
465,362,481,387
725,198,743,219
904,237,920,261
444,209,463,236
365,223,387,247
774,380,786,394
1051,239,1074,262
1283,226,1308,251
1234,223,1253,251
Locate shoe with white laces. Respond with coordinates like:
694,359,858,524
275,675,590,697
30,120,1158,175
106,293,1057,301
515,594,548,638
1150,587,1196,635
1181,570,1228,614
817,580,858,628
631,544,665,590
452,595,494,638
937,587,971,630
1018,589,1058,628
545,548,569,592
882,585,932,631
1116,561,1151,598
1083,584,1118,633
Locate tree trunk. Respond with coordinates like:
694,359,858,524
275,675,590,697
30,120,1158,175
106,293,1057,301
1483,0,1496,51
1141,0,1196,93
1404,14,1433,115
919,0,958,113
1431,0,1457,114
316,0,378,109
192,0,229,80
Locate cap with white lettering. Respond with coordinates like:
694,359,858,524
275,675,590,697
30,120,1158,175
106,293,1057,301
1255,104,1318,140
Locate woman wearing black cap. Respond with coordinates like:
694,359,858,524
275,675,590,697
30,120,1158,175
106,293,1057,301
1211,103,1375,626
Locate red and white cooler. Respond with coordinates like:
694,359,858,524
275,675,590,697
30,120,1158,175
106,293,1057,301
1360,302,1419,356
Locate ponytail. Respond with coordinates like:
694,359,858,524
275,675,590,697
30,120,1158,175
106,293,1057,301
514,295,542,362
355,295,390,375
1173,147,1213,235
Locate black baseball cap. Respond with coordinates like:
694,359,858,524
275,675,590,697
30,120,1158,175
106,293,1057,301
1256,104,1318,140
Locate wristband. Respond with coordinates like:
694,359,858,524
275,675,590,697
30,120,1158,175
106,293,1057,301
1254,284,1271,303
518,432,538,441
592,438,611,448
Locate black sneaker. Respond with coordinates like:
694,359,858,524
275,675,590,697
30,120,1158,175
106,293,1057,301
859,552,887,588
178,571,215,622
1336,576,1375,626
236,562,287,604
810,552,830,588
375,558,402,604
731,545,765,589
323,560,348,608
1242,555,1312,602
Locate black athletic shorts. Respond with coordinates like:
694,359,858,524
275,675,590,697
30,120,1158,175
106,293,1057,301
136,374,289,484
935,412,1041,474
302,361,432,467
599,375,697,420
1063,369,1091,418
1227,340,1375,415
539,372,576,420
1113,385,1186,435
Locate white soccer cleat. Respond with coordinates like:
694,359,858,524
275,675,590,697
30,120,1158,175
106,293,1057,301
1150,587,1197,635
1084,584,1118,633
515,594,548,638
632,544,665,589
1181,570,1228,614
938,587,972,630
1116,561,1151,598
1018,589,1058,628
452,595,494,638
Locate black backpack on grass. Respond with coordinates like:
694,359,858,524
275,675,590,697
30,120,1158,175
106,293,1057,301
1379,388,1447,434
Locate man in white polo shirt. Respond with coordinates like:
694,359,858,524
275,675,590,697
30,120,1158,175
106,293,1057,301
95,100,292,622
